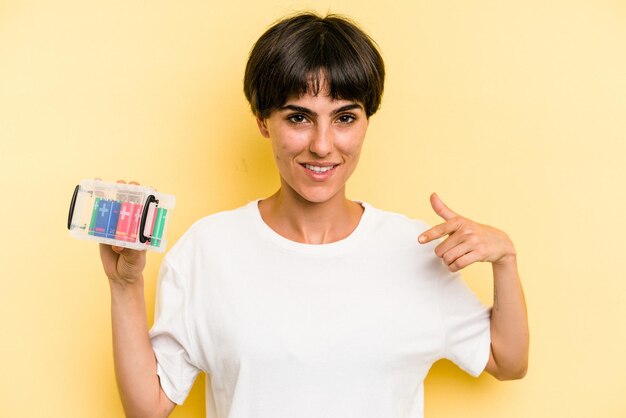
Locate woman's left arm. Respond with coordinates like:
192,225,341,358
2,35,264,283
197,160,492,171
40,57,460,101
418,193,529,380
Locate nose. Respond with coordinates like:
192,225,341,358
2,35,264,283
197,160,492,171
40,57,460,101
309,124,332,157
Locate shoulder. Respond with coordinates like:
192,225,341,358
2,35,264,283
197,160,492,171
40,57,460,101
164,201,257,263
358,202,443,257
190,201,255,233
360,202,451,280
362,202,432,241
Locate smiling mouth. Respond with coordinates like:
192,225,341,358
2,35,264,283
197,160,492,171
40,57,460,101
302,163,338,173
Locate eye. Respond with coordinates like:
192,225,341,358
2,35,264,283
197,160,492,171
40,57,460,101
336,113,357,124
287,114,308,124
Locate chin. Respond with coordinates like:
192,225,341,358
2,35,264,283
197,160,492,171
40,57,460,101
294,186,343,205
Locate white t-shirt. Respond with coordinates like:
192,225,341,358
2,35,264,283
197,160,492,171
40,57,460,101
149,201,491,418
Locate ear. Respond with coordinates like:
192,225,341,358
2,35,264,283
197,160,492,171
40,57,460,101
256,116,270,138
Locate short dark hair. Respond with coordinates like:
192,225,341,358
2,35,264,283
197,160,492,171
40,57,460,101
244,12,385,119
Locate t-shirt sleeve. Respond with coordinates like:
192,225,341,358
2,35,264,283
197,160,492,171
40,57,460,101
149,259,201,405
437,266,491,377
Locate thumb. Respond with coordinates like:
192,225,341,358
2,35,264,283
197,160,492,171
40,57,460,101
430,192,458,220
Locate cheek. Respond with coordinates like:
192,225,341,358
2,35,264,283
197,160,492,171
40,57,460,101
271,133,309,160
336,130,366,156
271,140,297,167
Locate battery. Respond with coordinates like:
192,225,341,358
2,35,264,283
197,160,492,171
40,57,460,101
106,200,121,238
93,200,112,237
128,203,143,242
88,197,101,236
115,201,135,241
150,208,168,247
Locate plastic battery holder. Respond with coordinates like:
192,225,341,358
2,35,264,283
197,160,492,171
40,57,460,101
67,179,176,252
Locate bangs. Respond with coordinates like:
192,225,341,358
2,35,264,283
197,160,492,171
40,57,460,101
244,13,385,119
281,27,375,103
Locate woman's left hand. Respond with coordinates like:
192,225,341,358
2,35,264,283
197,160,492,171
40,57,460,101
418,193,516,272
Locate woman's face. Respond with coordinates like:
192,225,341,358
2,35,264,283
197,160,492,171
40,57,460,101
257,88,369,205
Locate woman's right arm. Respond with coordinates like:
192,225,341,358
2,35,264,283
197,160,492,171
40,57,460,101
100,244,176,418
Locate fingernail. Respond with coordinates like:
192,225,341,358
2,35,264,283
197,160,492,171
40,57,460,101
418,235,426,243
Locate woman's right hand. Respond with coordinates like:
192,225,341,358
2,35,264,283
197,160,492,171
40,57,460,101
97,179,147,286
99,244,146,286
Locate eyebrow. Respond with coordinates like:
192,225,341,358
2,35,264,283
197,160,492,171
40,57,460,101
279,103,363,117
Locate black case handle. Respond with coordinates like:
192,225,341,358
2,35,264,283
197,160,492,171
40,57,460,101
67,185,80,230
139,195,159,243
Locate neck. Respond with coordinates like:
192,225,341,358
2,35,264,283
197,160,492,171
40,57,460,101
258,187,363,245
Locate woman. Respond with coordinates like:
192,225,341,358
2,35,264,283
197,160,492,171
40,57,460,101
100,12,528,418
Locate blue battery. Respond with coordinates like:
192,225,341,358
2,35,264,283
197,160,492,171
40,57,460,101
106,200,121,238
93,199,121,238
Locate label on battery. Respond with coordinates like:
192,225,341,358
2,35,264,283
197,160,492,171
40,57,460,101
150,208,167,247
93,199,112,237
88,197,101,236
145,204,158,244
106,200,121,238
115,201,134,241
128,203,142,243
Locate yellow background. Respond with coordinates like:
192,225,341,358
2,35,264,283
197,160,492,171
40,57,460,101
1,1,625,417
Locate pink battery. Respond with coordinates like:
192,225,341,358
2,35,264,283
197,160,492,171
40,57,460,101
147,205,158,243
128,203,143,242
115,201,135,241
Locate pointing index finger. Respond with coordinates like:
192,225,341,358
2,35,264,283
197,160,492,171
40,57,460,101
418,218,461,244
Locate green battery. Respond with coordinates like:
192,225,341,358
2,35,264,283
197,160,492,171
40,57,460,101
150,207,167,247
88,197,101,235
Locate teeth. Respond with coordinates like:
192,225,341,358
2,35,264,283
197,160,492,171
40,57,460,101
305,164,335,173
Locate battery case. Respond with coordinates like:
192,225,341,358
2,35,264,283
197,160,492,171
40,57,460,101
67,179,175,252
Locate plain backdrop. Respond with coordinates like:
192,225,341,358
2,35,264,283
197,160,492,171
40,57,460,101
1,1,625,417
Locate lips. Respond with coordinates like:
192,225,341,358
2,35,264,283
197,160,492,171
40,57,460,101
300,162,340,180
303,163,337,173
